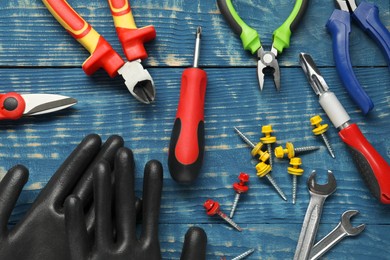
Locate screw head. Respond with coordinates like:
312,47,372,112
255,162,272,177
274,145,285,158
204,199,220,216
238,172,249,182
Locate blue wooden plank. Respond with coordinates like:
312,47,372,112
0,0,390,258
0,0,388,67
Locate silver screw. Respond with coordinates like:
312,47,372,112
265,174,287,201
232,248,255,260
204,199,242,232
275,142,320,159
310,115,335,158
234,126,256,148
230,172,249,218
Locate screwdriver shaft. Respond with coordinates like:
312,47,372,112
193,26,202,68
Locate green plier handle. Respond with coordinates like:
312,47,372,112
217,0,309,54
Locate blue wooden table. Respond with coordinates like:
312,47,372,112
1,0,390,259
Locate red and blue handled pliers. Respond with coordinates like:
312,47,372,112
326,0,390,115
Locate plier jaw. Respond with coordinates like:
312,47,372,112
118,60,155,104
336,0,358,12
257,47,281,92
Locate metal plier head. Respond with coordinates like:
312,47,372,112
257,47,281,92
336,0,358,12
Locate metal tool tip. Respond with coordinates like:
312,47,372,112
196,26,202,37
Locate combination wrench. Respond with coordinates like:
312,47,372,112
310,210,365,260
294,170,337,260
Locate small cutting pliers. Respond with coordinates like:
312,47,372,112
327,0,390,114
0,92,77,120
217,0,309,92
42,0,156,104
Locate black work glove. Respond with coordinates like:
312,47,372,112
0,134,124,260
65,147,207,260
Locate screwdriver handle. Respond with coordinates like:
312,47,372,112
42,0,124,77
168,68,207,184
339,123,390,204
107,0,156,61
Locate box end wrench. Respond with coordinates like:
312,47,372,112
310,210,365,260
294,170,337,260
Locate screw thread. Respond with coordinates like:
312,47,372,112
320,133,335,158
267,144,273,168
232,248,255,260
234,127,255,148
294,146,320,153
217,211,242,231
265,174,287,201
292,175,297,204
229,193,241,218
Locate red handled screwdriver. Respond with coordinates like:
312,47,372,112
300,53,390,204
168,27,207,184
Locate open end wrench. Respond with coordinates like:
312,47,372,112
294,170,337,260
310,210,365,260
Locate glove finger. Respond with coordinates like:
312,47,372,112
0,165,29,235
72,135,124,208
140,160,163,242
65,195,90,260
114,147,137,245
180,227,207,260
94,160,113,249
44,134,102,205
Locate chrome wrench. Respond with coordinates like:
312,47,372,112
294,170,337,260
310,210,365,260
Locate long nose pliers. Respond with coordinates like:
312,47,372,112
327,0,390,114
217,0,309,92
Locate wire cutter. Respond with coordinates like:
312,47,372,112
42,0,156,104
217,0,309,92
326,0,390,114
0,92,77,120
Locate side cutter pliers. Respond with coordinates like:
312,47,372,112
217,0,309,92
42,0,156,104
327,0,390,114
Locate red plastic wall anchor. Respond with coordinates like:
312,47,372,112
82,36,125,77
116,26,156,61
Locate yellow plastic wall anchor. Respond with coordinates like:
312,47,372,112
275,142,296,159
251,142,270,162
287,157,304,176
310,115,328,136
255,162,272,178
260,125,277,144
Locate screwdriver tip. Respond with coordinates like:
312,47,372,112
196,26,202,37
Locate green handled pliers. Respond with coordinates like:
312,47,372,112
217,0,309,92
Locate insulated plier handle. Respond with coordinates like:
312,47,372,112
217,0,309,55
43,0,124,77
326,0,390,114
108,0,156,61
217,0,309,92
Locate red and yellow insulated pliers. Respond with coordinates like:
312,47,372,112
42,0,156,104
